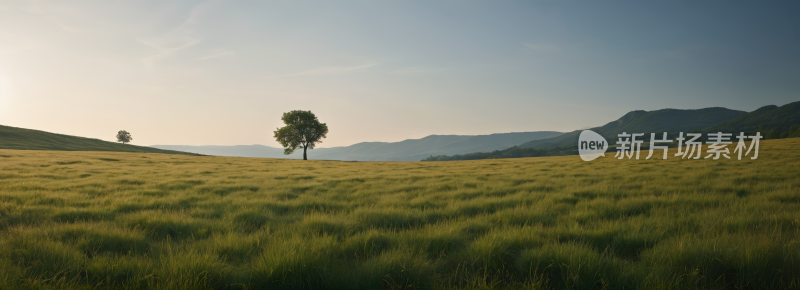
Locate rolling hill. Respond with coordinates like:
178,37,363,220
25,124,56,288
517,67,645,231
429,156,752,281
153,131,564,161
0,124,197,155
148,145,288,159
702,101,800,135
425,102,800,161
518,107,747,149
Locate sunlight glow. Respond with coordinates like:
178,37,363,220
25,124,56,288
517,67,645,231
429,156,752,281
0,75,7,101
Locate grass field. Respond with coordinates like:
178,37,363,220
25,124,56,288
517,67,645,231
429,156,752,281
1,138,799,290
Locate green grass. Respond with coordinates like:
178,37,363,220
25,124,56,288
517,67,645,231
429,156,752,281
0,124,197,155
0,139,799,289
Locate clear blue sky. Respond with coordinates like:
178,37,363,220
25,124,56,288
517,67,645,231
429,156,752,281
0,1,797,147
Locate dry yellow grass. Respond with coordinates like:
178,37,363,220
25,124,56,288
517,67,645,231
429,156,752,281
0,138,799,289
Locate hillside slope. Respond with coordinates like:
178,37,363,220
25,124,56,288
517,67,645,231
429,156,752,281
154,131,563,161
519,107,746,149
0,125,197,155
702,101,800,135
151,145,287,158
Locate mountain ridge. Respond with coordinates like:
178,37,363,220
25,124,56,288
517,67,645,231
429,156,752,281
152,131,564,161
424,102,800,161
701,101,800,135
518,107,747,149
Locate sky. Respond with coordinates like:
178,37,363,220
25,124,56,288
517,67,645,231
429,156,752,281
0,0,798,148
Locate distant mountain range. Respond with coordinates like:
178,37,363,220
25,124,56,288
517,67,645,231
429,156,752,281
0,125,197,155
152,131,564,161
425,101,800,161
517,107,747,149
702,101,800,134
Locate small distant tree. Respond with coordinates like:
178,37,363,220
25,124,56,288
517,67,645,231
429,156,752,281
116,130,132,144
273,110,328,160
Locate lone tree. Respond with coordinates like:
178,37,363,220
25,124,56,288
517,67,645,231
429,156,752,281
116,130,132,144
274,110,328,160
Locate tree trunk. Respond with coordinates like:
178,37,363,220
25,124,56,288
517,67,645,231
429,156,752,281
303,146,307,160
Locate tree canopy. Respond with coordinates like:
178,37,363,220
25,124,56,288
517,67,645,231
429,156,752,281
273,110,328,160
116,130,132,144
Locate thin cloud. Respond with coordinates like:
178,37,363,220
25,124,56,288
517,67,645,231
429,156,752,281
138,1,215,67
53,21,78,33
138,36,200,67
389,66,446,74
179,1,219,30
273,63,379,78
193,50,235,60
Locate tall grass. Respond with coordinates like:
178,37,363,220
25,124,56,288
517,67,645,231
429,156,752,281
0,139,799,289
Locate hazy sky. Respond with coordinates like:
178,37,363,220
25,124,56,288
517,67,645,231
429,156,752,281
1,1,798,147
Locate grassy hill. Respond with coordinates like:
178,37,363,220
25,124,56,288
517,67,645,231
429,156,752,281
702,101,800,138
1,139,798,289
0,124,197,155
518,107,746,150
152,144,289,158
